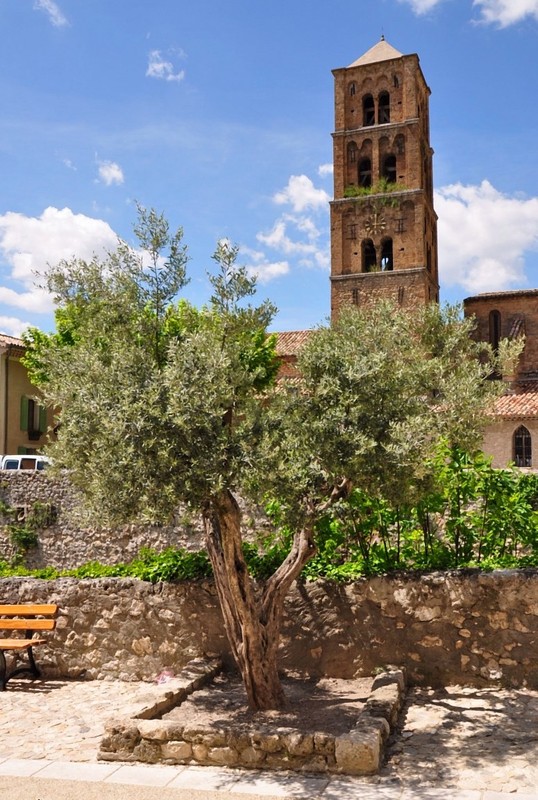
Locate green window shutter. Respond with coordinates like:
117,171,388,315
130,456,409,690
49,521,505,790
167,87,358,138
20,396,29,431
17,446,27,455
39,406,47,434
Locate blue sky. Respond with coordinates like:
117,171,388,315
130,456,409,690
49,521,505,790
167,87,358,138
2,0,538,335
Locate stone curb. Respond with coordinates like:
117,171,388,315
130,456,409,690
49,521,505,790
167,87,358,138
98,663,407,776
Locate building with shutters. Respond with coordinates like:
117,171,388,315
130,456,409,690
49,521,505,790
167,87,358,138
0,334,51,456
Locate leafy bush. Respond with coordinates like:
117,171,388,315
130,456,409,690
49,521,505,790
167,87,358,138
1,446,538,583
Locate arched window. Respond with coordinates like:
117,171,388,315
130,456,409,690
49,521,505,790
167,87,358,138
349,82,356,96
489,310,501,352
380,239,393,271
347,141,358,164
363,95,375,126
358,158,372,187
382,154,397,183
378,91,390,124
362,239,377,272
514,426,532,467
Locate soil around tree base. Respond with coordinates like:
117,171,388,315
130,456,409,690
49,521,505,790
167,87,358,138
161,671,375,736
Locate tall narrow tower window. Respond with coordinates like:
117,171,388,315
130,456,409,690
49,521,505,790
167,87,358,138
347,141,358,163
362,240,377,272
489,310,501,352
381,239,393,271
358,158,372,187
363,95,375,126
378,92,390,123
349,82,356,96
382,155,397,183
514,426,532,467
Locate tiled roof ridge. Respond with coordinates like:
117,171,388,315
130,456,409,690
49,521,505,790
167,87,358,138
0,333,25,348
274,329,312,356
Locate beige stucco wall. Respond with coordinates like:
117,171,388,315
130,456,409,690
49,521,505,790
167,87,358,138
482,417,538,468
0,351,53,456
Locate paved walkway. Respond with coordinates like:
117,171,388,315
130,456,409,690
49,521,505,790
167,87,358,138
0,678,537,799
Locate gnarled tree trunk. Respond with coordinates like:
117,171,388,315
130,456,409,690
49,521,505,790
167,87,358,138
203,489,316,711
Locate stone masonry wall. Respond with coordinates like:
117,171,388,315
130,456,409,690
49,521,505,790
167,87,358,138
0,570,536,688
0,471,206,568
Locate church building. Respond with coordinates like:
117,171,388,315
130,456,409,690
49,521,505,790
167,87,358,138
277,37,538,470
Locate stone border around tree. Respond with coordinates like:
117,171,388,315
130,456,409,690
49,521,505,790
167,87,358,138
98,659,407,775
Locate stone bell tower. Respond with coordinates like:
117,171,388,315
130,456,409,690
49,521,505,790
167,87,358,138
330,37,439,318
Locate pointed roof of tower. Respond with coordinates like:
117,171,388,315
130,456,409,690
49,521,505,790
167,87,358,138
348,36,403,67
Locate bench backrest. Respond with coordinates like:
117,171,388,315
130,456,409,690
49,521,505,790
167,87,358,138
0,604,58,631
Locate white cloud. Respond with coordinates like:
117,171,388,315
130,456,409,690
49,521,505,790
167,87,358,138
436,180,538,294
473,0,538,26
399,0,538,24
249,173,331,275
397,0,446,13
97,160,124,186
274,175,330,213
318,163,333,178
33,0,69,27
0,315,33,338
241,245,290,282
62,158,76,171
257,214,329,271
146,50,185,83
0,207,118,313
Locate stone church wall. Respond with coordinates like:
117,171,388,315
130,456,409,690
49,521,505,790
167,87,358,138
0,570,536,689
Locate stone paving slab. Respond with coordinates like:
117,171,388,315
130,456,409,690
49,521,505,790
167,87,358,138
1,677,538,798
0,758,537,799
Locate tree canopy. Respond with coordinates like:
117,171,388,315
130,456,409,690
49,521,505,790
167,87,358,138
23,207,519,710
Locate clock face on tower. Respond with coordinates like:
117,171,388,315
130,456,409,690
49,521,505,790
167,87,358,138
364,211,386,236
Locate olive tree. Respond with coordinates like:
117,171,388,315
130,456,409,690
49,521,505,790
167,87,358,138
24,208,516,710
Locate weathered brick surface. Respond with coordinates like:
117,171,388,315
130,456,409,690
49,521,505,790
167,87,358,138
330,48,438,317
465,290,538,379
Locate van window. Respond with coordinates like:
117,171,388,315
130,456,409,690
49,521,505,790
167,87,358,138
0,455,50,470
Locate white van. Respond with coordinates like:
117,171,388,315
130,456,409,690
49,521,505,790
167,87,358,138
0,455,51,471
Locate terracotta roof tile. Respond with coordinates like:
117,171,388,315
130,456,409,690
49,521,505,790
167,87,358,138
274,330,312,357
0,333,25,350
493,384,538,418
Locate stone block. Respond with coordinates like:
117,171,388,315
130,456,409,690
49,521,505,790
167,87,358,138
313,732,335,756
371,668,406,692
161,740,192,761
133,739,161,763
300,755,329,773
365,684,402,725
284,732,314,756
251,732,282,753
137,720,172,742
192,743,209,761
203,730,228,748
239,746,266,766
207,746,239,766
334,725,381,775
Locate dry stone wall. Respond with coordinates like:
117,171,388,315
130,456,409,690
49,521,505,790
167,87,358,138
0,471,205,568
0,472,268,568
0,570,536,688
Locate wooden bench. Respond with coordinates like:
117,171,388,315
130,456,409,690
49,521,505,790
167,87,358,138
0,604,58,690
